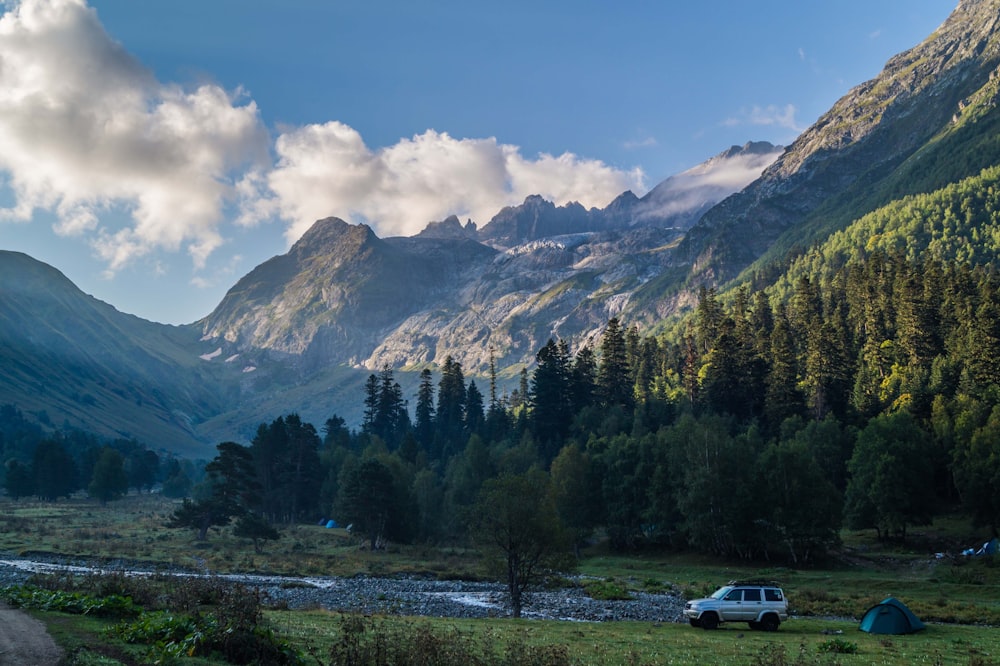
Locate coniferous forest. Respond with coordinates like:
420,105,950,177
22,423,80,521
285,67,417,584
7,168,1000,566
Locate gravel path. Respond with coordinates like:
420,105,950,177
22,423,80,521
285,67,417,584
0,556,687,623
0,601,62,666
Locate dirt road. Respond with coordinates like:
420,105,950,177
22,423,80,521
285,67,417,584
0,602,61,666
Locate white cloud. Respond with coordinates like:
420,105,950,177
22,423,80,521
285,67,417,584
0,0,647,270
0,0,270,271
637,146,783,220
723,104,804,133
246,123,646,243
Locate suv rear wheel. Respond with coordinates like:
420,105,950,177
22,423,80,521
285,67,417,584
759,613,780,632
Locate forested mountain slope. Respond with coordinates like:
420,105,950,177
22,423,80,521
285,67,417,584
0,251,227,456
668,0,1000,300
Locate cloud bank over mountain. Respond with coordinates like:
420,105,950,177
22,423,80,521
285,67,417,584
0,0,646,271
240,122,645,243
0,0,269,271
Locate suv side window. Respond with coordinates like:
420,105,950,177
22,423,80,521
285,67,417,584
724,589,742,601
764,589,783,602
743,588,761,602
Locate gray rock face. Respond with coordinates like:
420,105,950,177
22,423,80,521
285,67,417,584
198,143,779,376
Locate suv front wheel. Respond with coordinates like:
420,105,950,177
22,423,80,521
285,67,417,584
699,612,719,630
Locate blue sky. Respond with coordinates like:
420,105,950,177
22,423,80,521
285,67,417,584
0,0,954,324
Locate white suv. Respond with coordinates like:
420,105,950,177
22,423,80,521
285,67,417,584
684,581,788,631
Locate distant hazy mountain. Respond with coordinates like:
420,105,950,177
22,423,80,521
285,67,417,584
476,141,782,247
0,251,224,456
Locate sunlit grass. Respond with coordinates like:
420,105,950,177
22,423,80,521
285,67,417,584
269,611,1000,666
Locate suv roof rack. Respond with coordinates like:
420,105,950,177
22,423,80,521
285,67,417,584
727,580,781,587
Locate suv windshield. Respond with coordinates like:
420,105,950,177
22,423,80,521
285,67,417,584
710,586,734,600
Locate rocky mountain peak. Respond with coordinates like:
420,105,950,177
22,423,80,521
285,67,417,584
416,214,478,239
290,217,378,258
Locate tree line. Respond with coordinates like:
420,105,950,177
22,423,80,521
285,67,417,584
168,245,1000,567
8,218,1000,569
0,404,196,503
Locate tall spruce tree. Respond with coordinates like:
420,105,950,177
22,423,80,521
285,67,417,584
597,318,632,410
530,339,572,462
436,356,466,459
414,368,436,451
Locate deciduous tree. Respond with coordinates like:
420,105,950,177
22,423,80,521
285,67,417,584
88,447,128,504
473,469,570,618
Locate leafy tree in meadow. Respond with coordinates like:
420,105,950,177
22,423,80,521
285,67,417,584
161,458,193,498
125,449,159,493
669,414,763,558
251,415,322,523
757,438,841,563
844,412,936,540
4,459,33,500
233,512,281,554
167,442,260,541
336,457,397,549
473,469,571,618
550,443,596,556
32,438,77,501
411,468,445,543
88,446,128,504
593,433,653,550
951,404,1000,532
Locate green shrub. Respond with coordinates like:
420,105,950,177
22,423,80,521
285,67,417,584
582,579,632,601
2,585,139,618
817,637,859,654
327,614,572,666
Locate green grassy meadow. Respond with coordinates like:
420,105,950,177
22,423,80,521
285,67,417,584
2,493,1000,665
267,612,1000,666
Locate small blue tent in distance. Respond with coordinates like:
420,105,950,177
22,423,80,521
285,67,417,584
859,598,925,635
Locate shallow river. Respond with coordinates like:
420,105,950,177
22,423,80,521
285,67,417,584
0,557,686,622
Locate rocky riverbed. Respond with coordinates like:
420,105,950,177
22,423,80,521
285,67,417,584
0,556,687,623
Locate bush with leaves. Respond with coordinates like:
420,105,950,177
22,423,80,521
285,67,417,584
326,614,572,666
2,585,139,618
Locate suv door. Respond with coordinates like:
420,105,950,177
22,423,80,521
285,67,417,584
741,587,763,620
719,588,744,620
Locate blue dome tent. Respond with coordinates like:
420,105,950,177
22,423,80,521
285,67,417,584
858,598,925,635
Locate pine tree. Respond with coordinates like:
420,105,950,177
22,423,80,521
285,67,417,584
414,368,435,451
764,306,802,429
597,318,632,410
530,339,572,462
569,344,597,412
436,356,466,459
465,381,485,437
